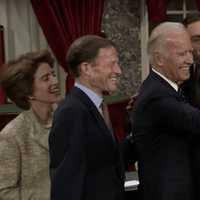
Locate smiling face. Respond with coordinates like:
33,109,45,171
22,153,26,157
159,31,193,83
86,46,122,95
186,21,200,64
31,62,61,105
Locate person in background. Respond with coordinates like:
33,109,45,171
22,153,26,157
0,49,61,200
49,35,125,200
120,93,138,170
131,22,200,200
182,14,200,107
181,14,200,200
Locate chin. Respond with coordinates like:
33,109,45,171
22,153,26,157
108,88,117,94
51,95,61,103
181,76,190,82
104,85,118,95
185,73,190,79
181,72,190,79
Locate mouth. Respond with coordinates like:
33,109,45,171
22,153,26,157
110,76,120,84
180,66,190,71
49,85,60,95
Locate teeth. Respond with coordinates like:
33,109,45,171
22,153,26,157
49,87,60,93
52,88,59,91
52,91,60,94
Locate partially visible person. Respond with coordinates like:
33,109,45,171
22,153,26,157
0,49,61,199
182,14,200,200
120,93,138,170
131,22,200,200
49,35,125,200
125,93,138,132
182,14,200,107
126,93,138,114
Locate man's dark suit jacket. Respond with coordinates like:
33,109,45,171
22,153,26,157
182,64,200,199
49,87,125,200
131,70,200,200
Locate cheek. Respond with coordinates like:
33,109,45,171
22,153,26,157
33,85,47,96
93,75,106,86
172,58,181,68
193,43,200,50
92,69,105,81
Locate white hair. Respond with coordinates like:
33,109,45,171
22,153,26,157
147,22,187,64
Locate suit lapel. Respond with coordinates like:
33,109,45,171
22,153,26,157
70,87,117,143
150,70,180,97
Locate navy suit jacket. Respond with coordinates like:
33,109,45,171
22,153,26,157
49,87,125,200
181,63,200,199
131,70,200,200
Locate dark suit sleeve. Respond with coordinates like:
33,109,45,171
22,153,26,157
120,134,138,168
49,106,88,200
150,96,200,135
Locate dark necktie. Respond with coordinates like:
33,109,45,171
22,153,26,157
178,88,186,102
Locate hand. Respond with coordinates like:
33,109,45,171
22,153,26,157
126,93,138,112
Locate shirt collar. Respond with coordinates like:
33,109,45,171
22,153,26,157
75,82,103,110
152,68,178,92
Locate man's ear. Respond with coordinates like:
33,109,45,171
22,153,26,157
79,62,92,76
154,52,164,66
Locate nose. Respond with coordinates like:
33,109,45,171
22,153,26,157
51,75,58,84
114,63,122,75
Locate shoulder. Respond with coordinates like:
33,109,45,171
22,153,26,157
56,90,91,114
135,76,179,111
141,72,176,96
0,110,34,139
54,98,89,123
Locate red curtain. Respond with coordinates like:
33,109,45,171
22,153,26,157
146,0,168,22
31,0,105,90
195,0,200,10
0,25,5,104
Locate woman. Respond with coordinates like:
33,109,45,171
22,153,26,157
0,49,61,199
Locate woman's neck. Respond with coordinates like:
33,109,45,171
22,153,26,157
31,102,53,126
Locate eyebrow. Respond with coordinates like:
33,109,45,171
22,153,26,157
39,70,55,79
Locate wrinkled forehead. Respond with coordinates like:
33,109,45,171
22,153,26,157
165,31,192,46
